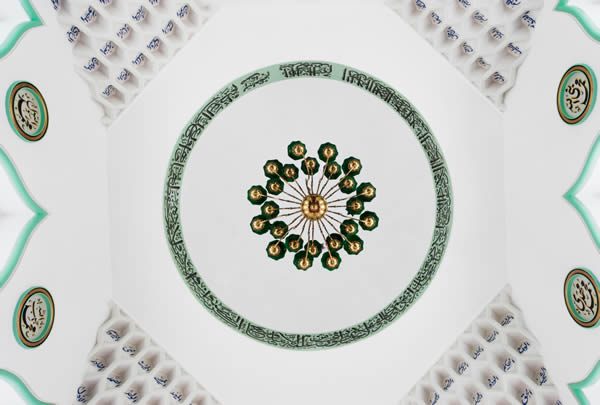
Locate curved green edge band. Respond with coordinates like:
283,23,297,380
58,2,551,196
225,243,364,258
0,146,47,290
556,0,600,42
0,369,53,405
564,134,600,251
0,0,43,59
569,360,600,405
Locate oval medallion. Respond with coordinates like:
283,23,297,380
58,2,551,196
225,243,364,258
564,268,600,328
557,65,596,125
13,287,55,348
6,81,49,142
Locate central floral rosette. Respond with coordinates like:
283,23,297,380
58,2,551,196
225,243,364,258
247,141,379,271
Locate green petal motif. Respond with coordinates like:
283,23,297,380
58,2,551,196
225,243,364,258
556,0,600,42
564,135,600,251
247,185,267,205
301,157,320,175
287,141,307,160
342,157,362,175
293,251,313,270
318,142,338,162
0,147,46,290
250,215,270,235
263,159,283,178
321,251,342,271
266,240,286,260
0,1,42,59
569,360,600,405
0,369,52,405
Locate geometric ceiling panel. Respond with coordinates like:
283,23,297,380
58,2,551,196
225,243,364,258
74,303,220,404
388,0,543,109
52,0,213,124
400,286,563,405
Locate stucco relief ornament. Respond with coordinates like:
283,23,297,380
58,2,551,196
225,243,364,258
556,0,600,42
248,141,379,271
0,0,42,59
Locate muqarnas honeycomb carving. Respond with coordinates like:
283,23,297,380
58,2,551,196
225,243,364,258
74,304,219,404
387,0,543,109
401,287,562,405
51,0,214,124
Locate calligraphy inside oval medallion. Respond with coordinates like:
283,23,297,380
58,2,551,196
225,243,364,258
13,286,55,348
564,268,600,328
557,65,597,125
6,81,49,142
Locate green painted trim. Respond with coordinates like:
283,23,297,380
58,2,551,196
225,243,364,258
556,0,600,42
13,287,55,349
564,134,600,251
0,369,52,404
0,0,43,59
163,61,453,350
0,147,47,290
570,360,600,405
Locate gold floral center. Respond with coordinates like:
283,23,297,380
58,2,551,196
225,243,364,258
301,194,327,220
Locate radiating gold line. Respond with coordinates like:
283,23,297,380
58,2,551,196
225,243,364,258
322,168,356,198
316,219,333,259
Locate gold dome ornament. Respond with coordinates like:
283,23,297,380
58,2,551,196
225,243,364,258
246,141,379,270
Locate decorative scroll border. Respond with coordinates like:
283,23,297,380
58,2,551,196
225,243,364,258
0,0,42,59
0,369,52,404
163,61,453,350
556,0,600,42
0,147,47,290
564,134,600,251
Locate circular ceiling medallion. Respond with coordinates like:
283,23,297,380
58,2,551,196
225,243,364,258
13,286,55,348
557,64,596,125
164,61,453,349
248,141,379,271
564,268,600,328
5,81,49,142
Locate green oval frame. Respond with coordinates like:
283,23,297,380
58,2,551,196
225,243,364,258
6,81,49,142
13,286,55,349
556,64,597,125
564,268,600,328
163,61,453,350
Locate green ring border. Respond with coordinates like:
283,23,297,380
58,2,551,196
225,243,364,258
163,61,453,350
556,0,600,43
0,0,42,59
5,81,49,142
0,146,47,290
564,134,600,251
564,267,600,328
0,369,52,405
557,64,597,126
13,286,55,349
